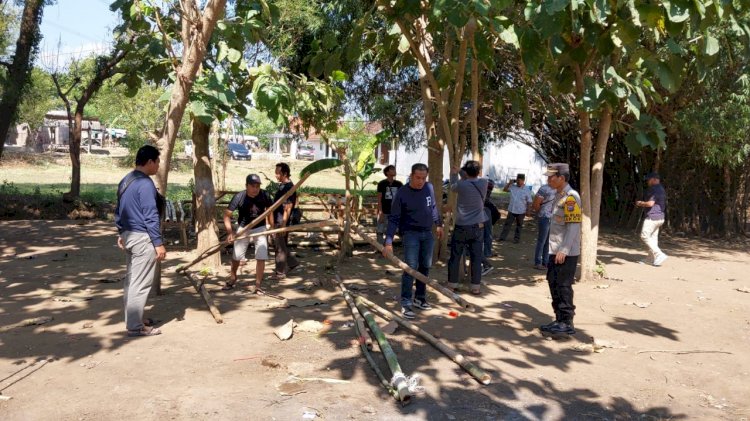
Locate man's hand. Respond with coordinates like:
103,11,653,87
554,251,567,264
436,226,443,239
635,200,641,207
382,244,393,258
117,236,124,250
226,231,235,243
155,245,167,261
377,212,384,223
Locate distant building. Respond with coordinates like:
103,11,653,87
36,110,106,150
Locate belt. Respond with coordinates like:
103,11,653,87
457,223,484,228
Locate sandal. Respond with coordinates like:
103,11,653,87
248,285,265,295
470,286,481,296
221,282,237,291
127,326,162,337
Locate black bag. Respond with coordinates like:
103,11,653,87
485,201,500,225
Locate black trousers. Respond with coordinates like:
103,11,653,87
447,224,484,285
500,212,525,241
546,254,578,323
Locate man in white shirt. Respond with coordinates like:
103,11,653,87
498,173,533,244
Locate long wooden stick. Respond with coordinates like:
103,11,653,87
353,319,402,402
233,220,339,241
636,350,733,355
177,173,312,273
333,274,373,351
351,224,475,311
184,271,223,324
354,296,412,403
355,294,491,385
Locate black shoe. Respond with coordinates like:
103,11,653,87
539,320,559,332
401,306,416,319
546,321,575,335
413,298,432,310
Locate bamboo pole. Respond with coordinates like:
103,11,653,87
351,224,475,312
183,271,224,324
233,220,340,241
355,294,491,385
353,320,402,402
177,172,312,274
333,274,373,351
354,296,411,403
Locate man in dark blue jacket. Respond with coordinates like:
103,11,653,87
115,145,166,337
383,163,443,319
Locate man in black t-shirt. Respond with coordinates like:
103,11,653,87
273,162,300,278
223,173,274,293
636,172,668,266
376,165,404,244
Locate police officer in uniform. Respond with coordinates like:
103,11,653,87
539,163,581,336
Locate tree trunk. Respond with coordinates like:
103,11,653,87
191,117,221,270
67,110,84,200
722,165,731,237
470,57,480,162
153,0,227,195
0,0,45,160
339,148,354,261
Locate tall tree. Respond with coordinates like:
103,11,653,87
0,0,45,159
517,0,744,281
51,44,132,200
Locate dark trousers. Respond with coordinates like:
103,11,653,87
448,224,483,286
546,254,578,323
274,232,299,275
500,212,525,241
400,230,434,307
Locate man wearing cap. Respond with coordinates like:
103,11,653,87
446,161,490,295
540,163,581,336
636,172,668,266
499,173,533,243
223,174,274,294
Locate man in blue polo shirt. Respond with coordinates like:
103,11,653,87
115,145,166,337
383,163,443,319
636,172,668,266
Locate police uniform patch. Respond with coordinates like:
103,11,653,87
564,195,581,223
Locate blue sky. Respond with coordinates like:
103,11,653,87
39,0,119,65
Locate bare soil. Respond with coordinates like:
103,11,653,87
0,220,748,420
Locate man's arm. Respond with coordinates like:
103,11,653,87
382,191,402,256
532,195,543,213
223,209,235,242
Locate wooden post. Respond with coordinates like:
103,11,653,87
183,271,223,324
351,224,476,311
355,294,491,385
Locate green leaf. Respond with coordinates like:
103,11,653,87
227,48,242,63
702,34,719,56
664,0,690,23
692,0,706,19
626,94,641,119
544,0,568,15
217,41,229,62
300,158,344,179
330,70,347,82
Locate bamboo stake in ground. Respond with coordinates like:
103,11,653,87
354,296,412,403
351,224,475,311
355,294,491,385
177,172,312,274
183,271,223,324
333,274,373,351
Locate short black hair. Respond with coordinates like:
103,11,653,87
275,162,291,177
411,163,428,174
135,145,160,166
462,160,481,177
383,165,396,175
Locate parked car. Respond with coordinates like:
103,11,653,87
296,143,316,160
227,142,252,160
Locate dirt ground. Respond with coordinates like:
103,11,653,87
0,220,748,420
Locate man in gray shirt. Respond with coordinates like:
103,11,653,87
539,163,581,336
446,160,489,295
532,183,556,270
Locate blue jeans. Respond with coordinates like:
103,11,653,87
534,216,551,265
483,208,493,258
400,230,435,307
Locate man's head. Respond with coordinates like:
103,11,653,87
487,179,495,192
645,172,661,186
515,173,526,187
383,165,396,179
135,145,160,176
275,162,291,182
245,173,262,197
409,163,429,189
544,163,570,190
462,160,481,178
